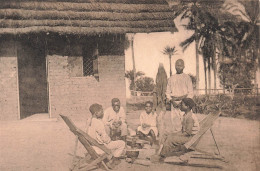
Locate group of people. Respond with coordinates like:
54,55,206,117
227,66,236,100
85,59,200,167
86,98,127,168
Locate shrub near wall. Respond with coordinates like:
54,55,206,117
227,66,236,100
193,94,260,120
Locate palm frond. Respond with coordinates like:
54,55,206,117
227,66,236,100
180,33,196,51
162,46,177,56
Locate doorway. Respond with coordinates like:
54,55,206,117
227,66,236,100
17,35,49,119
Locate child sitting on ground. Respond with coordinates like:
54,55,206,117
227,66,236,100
152,98,199,161
87,103,125,169
137,101,158,146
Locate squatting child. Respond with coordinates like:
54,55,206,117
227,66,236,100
137,101,158,146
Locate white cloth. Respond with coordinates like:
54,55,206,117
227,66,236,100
191,113,200,135
103,106,127,136
137,111,158,136
166,73,193,99
166,73,194,129
105,122,128,137
92,140,125,158
88,118,111,144
170,107,183,132
103,106,126,127
88,117,125,157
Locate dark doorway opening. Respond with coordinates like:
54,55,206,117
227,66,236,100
17,35,49,119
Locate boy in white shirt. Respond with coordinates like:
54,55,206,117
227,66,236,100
137,101,158,145
87,103,125,168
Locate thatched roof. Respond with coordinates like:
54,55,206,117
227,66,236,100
0,0,178,35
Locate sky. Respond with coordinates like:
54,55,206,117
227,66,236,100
125,15,196,80
124,0,260,92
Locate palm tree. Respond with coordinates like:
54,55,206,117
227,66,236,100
220,0,259,86
179,5,223,94
167,0,225,94
168,0,258,94
163,46,178,76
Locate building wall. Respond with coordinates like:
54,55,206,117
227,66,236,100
0,38,19,120
0,34,126,120
48,55,126,120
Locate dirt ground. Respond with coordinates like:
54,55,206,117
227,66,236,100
0,111,259,171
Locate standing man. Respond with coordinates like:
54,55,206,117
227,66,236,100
103,98,128,141
166,59,193,132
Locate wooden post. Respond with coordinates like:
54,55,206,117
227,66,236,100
210,128,220,155
130,34,136,103
70,136,79,170
15,39,20,120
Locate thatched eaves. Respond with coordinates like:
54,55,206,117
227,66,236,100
0,0,178,35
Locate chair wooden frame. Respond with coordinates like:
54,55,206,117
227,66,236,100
164,112,227,168
185,112,223,157
60,115,112,171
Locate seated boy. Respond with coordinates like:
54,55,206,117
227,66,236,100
154,98,200,160
87,103,125,168
103,98,128,141
137,101,158,146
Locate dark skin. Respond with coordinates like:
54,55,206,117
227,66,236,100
180,101,193,136
93,109,104,119
170,59,188,107
138,103,157,145
112,101,122,128
142,103,153,128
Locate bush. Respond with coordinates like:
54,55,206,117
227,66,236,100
193,94,259,120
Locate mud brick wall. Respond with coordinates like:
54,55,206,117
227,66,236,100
48,55,125,120
0,57,19,120
98,55,126,108
0,37,19,120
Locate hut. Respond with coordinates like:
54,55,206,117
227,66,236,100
0,0,177,120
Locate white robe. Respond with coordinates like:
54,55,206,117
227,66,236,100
166,73,194,132
137,111,158,136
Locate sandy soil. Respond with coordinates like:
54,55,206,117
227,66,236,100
0,111,259,171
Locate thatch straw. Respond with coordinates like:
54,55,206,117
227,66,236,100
0,0,178,34
0,19,174,28
2,0,167,4
0,9,175,21
0,26,177,35
1,2,174,13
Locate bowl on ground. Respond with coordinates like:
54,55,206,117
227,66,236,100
126,149,139,158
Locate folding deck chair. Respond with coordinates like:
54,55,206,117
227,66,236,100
164,111,227,169
60,115,112,171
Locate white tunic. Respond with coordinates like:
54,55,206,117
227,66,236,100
88,118,111,144
103,106,126,127
166,73,193,100
137,111,158,136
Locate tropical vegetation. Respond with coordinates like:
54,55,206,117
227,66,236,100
167,0,259,94
162,46,178,76
125,70,155,92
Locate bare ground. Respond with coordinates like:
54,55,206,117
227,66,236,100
0,111,259,171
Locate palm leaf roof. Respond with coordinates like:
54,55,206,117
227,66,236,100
0,0,178,35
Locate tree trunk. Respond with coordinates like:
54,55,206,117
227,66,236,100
195,37,200,94
203,58,207,95
219,53,225,93
208,57,211,94
194,5,200,95
169,55,172,76
213,46,217,93
131,34,136,96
